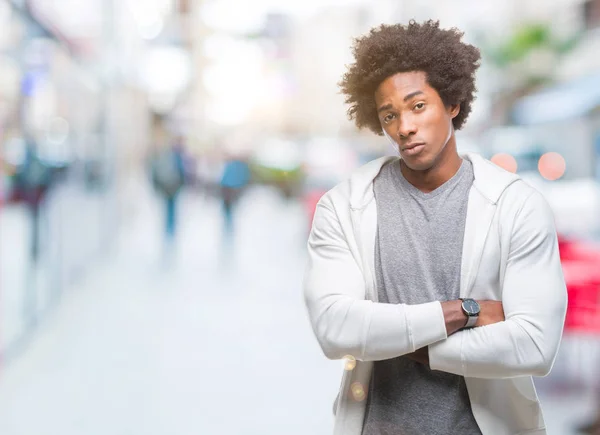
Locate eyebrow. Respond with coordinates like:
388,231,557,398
377,104,393,113
403,90,424,102
377,90,425,113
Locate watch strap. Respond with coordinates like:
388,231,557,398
464,314,478,328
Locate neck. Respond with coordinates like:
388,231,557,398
400,137,462,193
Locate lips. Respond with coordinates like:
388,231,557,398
402,142,425,151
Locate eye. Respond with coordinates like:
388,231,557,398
414,102,425,111
383,113,396,124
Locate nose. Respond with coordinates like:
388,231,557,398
397,114,417,139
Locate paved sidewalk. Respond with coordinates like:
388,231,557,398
0,187,340,435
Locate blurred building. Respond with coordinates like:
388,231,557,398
0,0,197,361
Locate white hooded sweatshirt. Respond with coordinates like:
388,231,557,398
304,153,568,435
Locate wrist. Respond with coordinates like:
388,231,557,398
441,300,468,336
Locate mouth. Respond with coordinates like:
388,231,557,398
401,142,425,151
401,143,426,156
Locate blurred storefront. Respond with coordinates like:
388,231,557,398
0,0,106,361
0,0,180,362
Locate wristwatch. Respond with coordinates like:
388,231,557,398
460,298,480,328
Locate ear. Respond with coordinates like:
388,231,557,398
448,104,460,118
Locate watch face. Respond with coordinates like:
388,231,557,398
462,299,480,315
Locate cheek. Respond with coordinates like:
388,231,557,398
424,112,452,143
382,126,398,143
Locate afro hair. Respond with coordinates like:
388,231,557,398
339,20,481,134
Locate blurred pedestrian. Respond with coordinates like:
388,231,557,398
13,136,53,262
304,20,567,435
150,136,186,245
219,156,250,234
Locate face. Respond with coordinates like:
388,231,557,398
374,71,459,171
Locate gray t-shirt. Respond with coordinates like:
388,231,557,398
362,158,481,435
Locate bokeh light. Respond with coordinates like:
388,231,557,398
343,355,356,371
491,153,518,173
538,152,567,181
351,382,366,402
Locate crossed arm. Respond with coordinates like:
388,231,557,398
404,300,505,366
304,191,567,379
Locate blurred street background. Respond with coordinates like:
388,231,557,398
1,0,600,434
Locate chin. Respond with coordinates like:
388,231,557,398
402,156,435,172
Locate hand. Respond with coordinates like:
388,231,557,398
404,347,429,366
475,300,505,327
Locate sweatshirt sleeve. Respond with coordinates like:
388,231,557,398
428,190,568,378
303,196,448,361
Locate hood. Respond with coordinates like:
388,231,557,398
348,153,521,210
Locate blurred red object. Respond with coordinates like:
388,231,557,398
558,235,600,334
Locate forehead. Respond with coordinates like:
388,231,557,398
374,71,435,104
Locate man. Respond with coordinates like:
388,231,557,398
14,137,53,262
303,20,567,435
150,134,187,244
219,154,251,234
